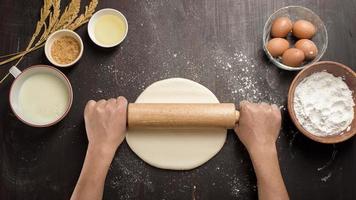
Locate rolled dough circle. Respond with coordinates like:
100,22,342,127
126,78,227,170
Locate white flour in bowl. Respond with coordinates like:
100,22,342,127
294,71,354,136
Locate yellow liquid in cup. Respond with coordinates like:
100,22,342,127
94,14,126,46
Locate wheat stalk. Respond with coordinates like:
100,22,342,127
0,51,23,59
36,0,61,45
0,0,52,66
0,0,99,84
0,0,99,68
54,0,81,30
67,0,98,30
0,44,44,84
26,0,53,52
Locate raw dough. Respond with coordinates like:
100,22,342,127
126,78,227,170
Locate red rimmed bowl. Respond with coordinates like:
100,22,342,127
9,65,73,127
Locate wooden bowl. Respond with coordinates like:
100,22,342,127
288,61,356,143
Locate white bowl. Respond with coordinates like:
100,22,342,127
87,8,128,48
45,29,84,67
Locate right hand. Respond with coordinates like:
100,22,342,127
234,101,282,155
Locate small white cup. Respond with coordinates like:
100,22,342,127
9,65,73,127
45,29,84,67
88,8,128,48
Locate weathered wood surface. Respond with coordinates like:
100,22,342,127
0,0,355,199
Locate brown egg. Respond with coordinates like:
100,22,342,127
271,17,293,38
292,20,316,39
267,38,290,57
295,39,318,60
282,48,305,67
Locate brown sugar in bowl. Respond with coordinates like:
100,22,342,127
287,61,356,144
45,29,84,67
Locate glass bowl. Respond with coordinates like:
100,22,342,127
263,6,328,71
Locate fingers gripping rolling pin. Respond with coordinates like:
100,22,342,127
128,103,240,129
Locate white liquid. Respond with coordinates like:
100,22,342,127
18,73,69,125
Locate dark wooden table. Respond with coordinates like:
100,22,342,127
1,0,355,199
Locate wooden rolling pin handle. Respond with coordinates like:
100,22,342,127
128,103,239,129
235,110,240,124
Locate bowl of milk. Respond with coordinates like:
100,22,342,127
88,8,128,48
9,65,73,127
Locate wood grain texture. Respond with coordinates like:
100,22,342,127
0,0,355,199
128,103,238,129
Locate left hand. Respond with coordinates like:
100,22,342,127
84,96,128,156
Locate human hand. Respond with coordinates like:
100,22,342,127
84,96,128,157
71,97,128,200
234,101,281,156
234,101,288,200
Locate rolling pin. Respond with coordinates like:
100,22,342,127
128,103,239,129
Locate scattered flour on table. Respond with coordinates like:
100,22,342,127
294,72,354,136
212,49,284,106
98,49,285,107
228,173,256,198
108,149,154,199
